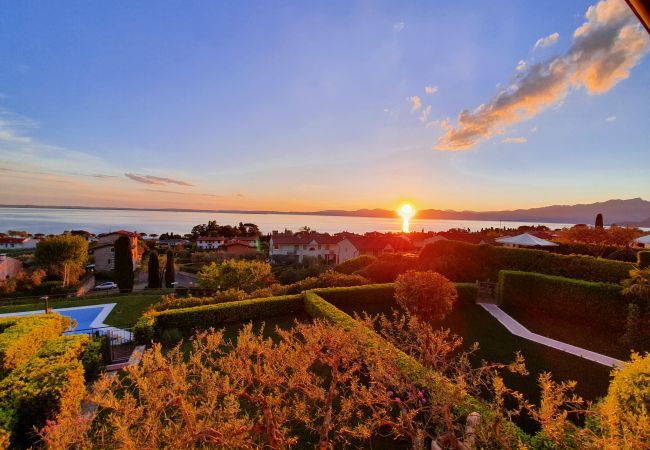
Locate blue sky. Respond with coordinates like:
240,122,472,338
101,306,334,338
0,0,648,211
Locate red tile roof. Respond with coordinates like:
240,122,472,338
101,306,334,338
98,230,138,238
0,237,27,244
271,234,343,245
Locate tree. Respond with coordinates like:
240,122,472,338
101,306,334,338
165,250,175,288
197,259,272,292
595,213,604,228
147,251,161,288
394,270,457,322
113,236,134,292
34,235,88,287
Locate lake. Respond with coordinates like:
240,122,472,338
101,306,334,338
0,207,577,235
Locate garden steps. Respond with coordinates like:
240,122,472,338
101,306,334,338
478,303,624,369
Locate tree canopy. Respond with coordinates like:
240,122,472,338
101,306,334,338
198,259,272,292
34,235,88,287
114,236,134,292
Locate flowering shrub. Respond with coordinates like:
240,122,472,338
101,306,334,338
198,259,273,292
394,271,457,322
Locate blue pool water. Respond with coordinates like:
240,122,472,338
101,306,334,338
59,307,106,330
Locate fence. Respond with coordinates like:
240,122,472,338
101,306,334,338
67,325,135,363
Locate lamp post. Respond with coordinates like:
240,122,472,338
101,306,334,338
41,296,50,314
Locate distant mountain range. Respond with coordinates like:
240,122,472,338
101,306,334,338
2,198,650,226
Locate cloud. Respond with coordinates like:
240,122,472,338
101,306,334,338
534,32,560,49
408,95,422,111
393,22,405,32
424,85,439,95
435,0,649,151
606,115,617,121
516,60,527,71
420,105,432,123
530,125,539,133
141,188,221,197
501,136,528,144
125,173,193,186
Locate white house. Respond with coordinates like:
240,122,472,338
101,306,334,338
633,235,650,249
269,234,342,263
196,236,229,250
0,237,39,250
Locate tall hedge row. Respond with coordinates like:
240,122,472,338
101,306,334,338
419,240,632,283
0,334,89,448
0,314,70,376
498,271,626,329
638,251,650,269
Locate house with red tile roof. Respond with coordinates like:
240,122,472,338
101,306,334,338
92,230,141,272
269,233,343,263
0,237,39,250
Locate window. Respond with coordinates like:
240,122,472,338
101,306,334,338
108,259,111,264
111,247,115,252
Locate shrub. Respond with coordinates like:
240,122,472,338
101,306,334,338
80,338,105,382
114,236,134,292
498,271,626,329
0,314,70,375
359,253,418,282
151,295,304,337
394,271,457,322
638,251,650,269
419,240,632,283
165,250,176,288
147,251,161,288
133,313,156,345
0,335,88,447
333,255,376,274
152,289,250,312
198,259,272,293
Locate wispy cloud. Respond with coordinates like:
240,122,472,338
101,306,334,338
408,95,422,111
605,115,617,122
419,105,432,123
125,173,193,186
435,0,649,151
393,21,405,32
516,60,527,71
424,85,439,95
501,136,528,144
534,32,560,50
141,188,220,197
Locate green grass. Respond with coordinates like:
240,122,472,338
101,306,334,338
502,305,634,361
0,294,162,328
333,299,612,404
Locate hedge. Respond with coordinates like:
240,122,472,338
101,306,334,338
0,314,71,376
333,255,376,274
553,243,637,262
0,334,89,448
419,240,632,283
142,294,305,341
498,271,626,329
638,251,650,269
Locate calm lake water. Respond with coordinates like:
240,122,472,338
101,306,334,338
0,207,577,235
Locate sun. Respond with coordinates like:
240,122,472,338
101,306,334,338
398,203,415,232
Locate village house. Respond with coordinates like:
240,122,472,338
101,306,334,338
269,233,342,263
91,230,141,272
196,236,259,250
0,254,23,282
218,241,259,258
0,237,39,250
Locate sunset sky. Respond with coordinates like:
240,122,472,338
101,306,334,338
1,0,649,212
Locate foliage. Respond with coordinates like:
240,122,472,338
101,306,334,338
113,235,134,292
0,334,88,447
148,295,304,338
0,314,70,375
595,213,604,229
34,235,88,287
197,259,272,293
499,271,626,329
394,271,458,322
553,242,638,262
190,220,260,238
272,258,328,285
0,269,45,296
620,268,650,351
638,251,650,269
165,250,176,288
147,251,161,288
419,239,632,283
359,253,419,282
556,225,641,246
283,270,369,294
80,338,106,382
151,289,250,312
333,254,377,274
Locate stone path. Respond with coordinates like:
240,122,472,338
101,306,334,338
478,303,625,369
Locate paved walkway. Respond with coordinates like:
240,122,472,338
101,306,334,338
478,303,624,368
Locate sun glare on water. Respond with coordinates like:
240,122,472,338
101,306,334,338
398,203,415,232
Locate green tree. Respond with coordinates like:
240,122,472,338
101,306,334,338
198,259,272,292
595,213,604,228
147,251,161,288
114,236,134,292
394,270,457,322
165,250,175,288
34,235,88,287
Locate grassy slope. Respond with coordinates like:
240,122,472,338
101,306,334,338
0,294,162,327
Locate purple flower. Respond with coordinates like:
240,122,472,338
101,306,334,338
418,390,424,398
395,397,401,403
387,390,393,397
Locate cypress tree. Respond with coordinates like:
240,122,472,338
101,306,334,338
595,213,604,228
147,251,160,288
165,250,175,288
114,236,134,292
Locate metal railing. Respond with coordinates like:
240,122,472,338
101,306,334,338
66,325,135,363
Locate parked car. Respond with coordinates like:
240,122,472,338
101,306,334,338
94,281,117,291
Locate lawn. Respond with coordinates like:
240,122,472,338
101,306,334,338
0,293,162,328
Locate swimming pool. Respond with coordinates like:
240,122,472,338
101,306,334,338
0,303,116,330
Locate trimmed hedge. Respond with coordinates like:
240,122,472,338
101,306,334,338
0,334,89,447
333,255,376,274
419,240,632,283
0,314,70,376
553,243,638,262
145,294,304,340
638,251,650,269
499,271,626,329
